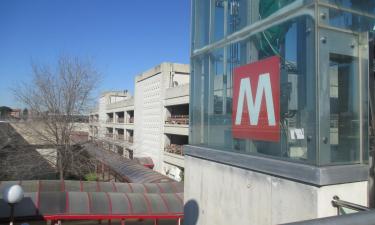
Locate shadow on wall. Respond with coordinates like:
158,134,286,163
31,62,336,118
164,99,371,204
184,200,199,225
0,123,56,180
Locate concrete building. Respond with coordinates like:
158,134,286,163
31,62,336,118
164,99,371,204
89,90,135,158
134,63,189,181
9,109,21,119
185,0,375,225
89,63,189,181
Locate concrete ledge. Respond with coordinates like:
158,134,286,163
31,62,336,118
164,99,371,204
164,152,185,168
165,84,190,100
184,145,369,186
164,124,189,135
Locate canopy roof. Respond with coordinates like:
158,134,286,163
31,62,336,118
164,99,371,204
84,143,172,183
0,180,183,194
0,191,183,221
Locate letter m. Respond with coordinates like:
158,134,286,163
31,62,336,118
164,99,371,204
235,74,276,126
232,56,280,142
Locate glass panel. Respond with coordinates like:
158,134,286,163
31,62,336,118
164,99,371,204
227,0,249,34
190,0,373,166
194,0,307,46
212,48,224,115
190,55,210,145
193,0,210,49
318,27,369,166
208,48,232,148
362,32,373,164
260,0,297,18
213,0,225,42
329,54,360,163
190,15,317,164
324,7,375,32
320,0,375,15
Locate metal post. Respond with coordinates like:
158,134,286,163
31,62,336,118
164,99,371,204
102,163,105,180
332,195,371,214
9,203,14,225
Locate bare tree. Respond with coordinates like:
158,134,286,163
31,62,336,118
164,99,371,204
13,55,100,180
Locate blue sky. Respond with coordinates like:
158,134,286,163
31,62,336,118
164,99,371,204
0,0,191,108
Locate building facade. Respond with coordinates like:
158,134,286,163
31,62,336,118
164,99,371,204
185,0,375,224
89,91,134,157
134,63,189,180
89,63,190,181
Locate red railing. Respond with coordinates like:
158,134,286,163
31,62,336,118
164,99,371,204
9,214,183,225
165,115,189,125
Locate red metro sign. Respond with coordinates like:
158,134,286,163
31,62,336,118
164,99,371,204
232,56,280,142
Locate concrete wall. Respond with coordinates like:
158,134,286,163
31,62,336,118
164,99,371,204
109,95,127,103
173,73,190,86
134,72,164,172
98,96,107,138
165,84,190,103
184,155,368,225
106,97,134,111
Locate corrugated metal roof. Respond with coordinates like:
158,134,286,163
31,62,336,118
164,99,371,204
0,191,183,220
0,180,183,193
84,143,173,183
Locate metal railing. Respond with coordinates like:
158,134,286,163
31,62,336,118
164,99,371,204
106,118,114,123
332,195,371,215
128,117,134,123
105,133,113,138
117,118,125,123
281,211,375,225
281,196,372,225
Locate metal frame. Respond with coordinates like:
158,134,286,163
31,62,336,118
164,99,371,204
317,28,361,165
192,0,315,57
316,2,371,165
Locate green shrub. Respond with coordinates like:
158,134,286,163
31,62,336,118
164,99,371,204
84,173,97,181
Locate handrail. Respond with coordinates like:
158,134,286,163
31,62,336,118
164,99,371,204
331,195,370,214
280,210,375,225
